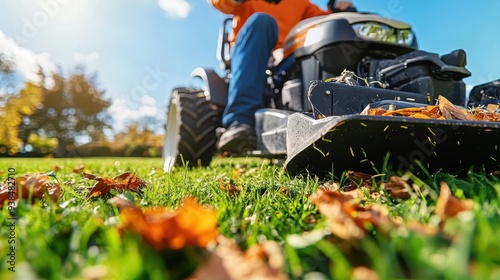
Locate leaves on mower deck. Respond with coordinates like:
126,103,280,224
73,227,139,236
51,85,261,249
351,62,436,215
119,197,218,251
0,173,62,205
83,171,146,197
436,182,474,221
189,236,288,280
366,95,500,122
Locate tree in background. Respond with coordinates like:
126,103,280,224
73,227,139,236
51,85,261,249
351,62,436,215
0,82,43,154
27,68,111,157
0,54,44,154
113,118,164,157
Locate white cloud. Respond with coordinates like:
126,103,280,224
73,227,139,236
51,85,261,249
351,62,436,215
108,95,165,132
158,0,191,18
74,51,100,66
0,30,57,86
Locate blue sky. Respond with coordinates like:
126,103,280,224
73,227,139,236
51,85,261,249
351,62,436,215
0,0,499,133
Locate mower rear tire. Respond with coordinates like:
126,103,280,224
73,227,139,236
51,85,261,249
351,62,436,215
163,88,221,172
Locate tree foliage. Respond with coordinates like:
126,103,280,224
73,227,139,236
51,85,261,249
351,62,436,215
113,122,164,157
28,68,111,157
0,54,42,154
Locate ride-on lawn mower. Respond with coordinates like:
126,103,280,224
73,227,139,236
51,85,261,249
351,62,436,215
163,2,500,177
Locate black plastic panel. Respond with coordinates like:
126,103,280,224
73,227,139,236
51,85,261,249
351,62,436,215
307,81,429,117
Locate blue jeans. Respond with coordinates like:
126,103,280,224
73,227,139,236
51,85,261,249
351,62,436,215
222,13,278,128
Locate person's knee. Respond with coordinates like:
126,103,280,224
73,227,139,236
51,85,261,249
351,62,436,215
247,13,278,31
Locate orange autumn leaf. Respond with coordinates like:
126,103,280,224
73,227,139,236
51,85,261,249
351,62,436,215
83,171,146,197
367,95,500,122
437,95,468,120
0,173,62,205
381,176,412,199
407,220,439,236
189,236,288,280
72,164,85,174
351,266,379,280
310,188,396,240
218,177,241,196
435,182,474,221
119,197,218,251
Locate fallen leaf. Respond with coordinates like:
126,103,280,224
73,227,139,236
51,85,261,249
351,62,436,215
311,189,396,240
189,236,288,280
109,194,136,209
72,164,85,174
407,220,439,236
381,176,411,199
351,266,379,280
435,182,474,221
83,171,146,197
219,177,240,196
344,171,373,191
319,180,341,191
119,197,218,251
0,173,62,205
279,186,290,196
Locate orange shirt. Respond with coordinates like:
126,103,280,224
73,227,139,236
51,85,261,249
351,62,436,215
210,0,330,48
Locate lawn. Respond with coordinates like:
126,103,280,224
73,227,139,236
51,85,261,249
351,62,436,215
1,157,500,279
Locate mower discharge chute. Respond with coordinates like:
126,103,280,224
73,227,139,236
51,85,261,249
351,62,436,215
163,7,500,176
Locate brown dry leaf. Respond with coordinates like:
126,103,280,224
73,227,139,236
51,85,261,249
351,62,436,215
435,182,474,221
119,197,218,251
367,95,500,122
487,103,499,113
0,173,62,205
233,167,259,178
53,165,62,172
346,203,395,234
83,171,146,197
311,188,396,240
381,176,411,199
304,214,317,224
367,107,387,116
351,266,379,280
437,96,468,120
410,113,431,119
319,180,341,191
189,236,288,280
219,177,240,196
407,220,439,236
311,189,366,240
72,164,85,174
109,195,136,209
279,186,291,196
344,170,373,191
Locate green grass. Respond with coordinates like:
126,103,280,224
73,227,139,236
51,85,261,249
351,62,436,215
1,157,500,279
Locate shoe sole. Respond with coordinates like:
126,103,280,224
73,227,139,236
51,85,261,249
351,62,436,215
217,128,257,154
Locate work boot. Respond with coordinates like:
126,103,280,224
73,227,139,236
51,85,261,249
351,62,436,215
216,123,257,154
